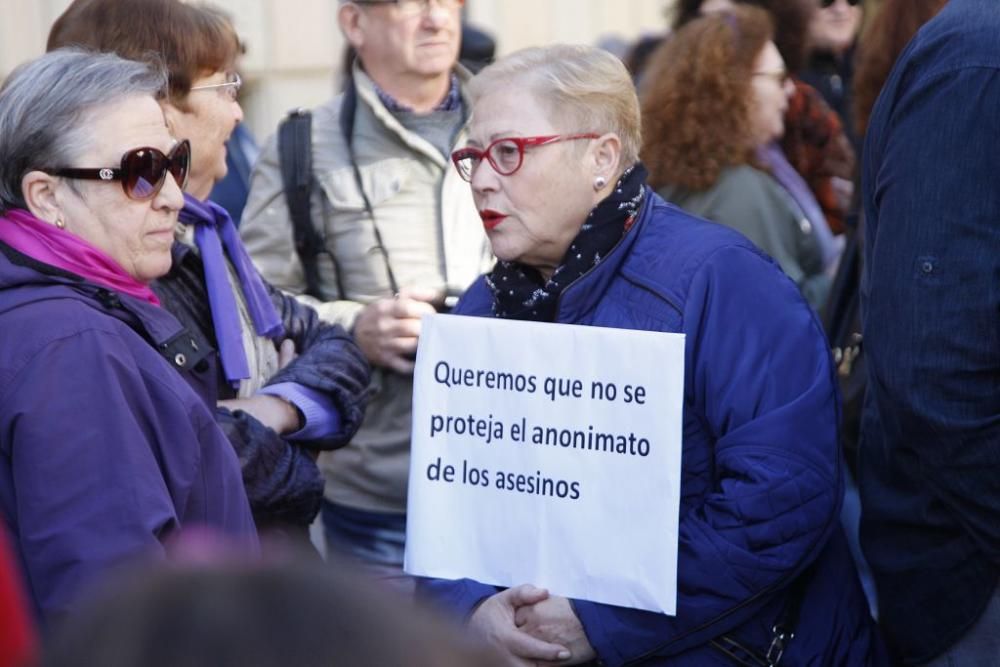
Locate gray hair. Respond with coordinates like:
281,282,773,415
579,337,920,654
0,48,167,212
468,44,642,168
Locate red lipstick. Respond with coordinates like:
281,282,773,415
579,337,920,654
479,209,507,230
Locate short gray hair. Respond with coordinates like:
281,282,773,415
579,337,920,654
0,48,167,212
468,44,642,168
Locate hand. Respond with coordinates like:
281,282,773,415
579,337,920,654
219,394,302,435
276,338,297,370
352,287,438,374
514,595,596,665
469,585,571,666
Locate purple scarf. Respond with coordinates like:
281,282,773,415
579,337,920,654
178,194,283,386
0,208,160,305
758,142,839,269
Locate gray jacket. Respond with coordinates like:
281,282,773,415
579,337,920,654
241,66,491,513
658,165,830,310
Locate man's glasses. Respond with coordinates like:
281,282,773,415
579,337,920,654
451,134,599,182
48,139,191,201
820,0,861,7
352,0,465,17
190,72,242,101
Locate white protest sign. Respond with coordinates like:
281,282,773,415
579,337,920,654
405,314,685,614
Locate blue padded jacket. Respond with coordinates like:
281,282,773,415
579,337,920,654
420,191,885,665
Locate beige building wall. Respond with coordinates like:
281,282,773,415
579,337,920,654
1,0,672,141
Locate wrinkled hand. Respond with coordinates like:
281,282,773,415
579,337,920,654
469,585,571,667
514,595,596,665
218,394,301,435
352,287,439,374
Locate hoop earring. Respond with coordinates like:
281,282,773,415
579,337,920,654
594,176,607,191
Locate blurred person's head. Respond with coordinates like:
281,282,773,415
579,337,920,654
338,0,464,110
809,0,863,56
0,49,185,283
43,558,506,667
48,0,244,198
853,0,948,136
643,6,793,192
452,44,640,279
673,0,815,71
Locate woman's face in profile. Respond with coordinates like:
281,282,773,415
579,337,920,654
749,41,794,145
163,69,244,198
463,86,598,277
53,96,185,283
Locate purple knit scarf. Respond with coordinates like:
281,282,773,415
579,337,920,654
178,193,283,386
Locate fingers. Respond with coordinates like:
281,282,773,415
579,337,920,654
353,296,430,371
398,285,445,304
391,294,437,319
506,584,551,608
506,632,571,663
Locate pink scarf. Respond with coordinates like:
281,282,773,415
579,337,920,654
0,208,160,305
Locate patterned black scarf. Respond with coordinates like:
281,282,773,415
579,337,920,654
487,163,647,321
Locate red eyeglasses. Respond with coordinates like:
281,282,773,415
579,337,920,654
451,134,599,182
48,139,191,201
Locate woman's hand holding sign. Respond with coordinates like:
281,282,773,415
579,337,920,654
514,595,596,665
469,585,572,666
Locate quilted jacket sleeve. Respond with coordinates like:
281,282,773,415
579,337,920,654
263,281,372,450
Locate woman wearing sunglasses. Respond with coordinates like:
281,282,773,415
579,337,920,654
644,7,835,312
420,44,885,665
0,50,258,622
47,0,372,540
801,0,865,147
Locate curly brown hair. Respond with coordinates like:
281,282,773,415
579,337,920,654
642,6,774,191
672,0,813,71
853,0,947,137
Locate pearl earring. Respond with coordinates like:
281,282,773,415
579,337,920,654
594,176,607,190
55,217,66,229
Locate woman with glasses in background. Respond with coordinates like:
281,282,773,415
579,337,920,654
47,0,372,543
644,7,835,311
0,49,258,624
801,0,865,148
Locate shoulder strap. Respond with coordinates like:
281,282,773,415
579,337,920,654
278,108,326,301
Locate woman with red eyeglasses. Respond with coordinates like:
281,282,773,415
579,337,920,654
0,50,259,624
47,0,372,545
420,43,886,666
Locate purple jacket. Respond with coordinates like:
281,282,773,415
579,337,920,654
0,242,258,623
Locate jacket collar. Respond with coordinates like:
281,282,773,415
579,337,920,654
554,186,655,324
0,240,187,349
352,62,472,168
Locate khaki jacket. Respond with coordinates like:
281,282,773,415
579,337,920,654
241,66,491,513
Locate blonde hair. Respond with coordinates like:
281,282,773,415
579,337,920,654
468,44,641,167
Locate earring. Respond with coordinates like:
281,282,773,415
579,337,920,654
55,217,66,229
594,176,607,190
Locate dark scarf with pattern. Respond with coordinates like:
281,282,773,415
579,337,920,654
487,163,647,321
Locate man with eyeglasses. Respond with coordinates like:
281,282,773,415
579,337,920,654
241,0,491,587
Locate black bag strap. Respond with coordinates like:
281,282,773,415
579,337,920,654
338,77,401,295
709,562,815,667
278,108,327,301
